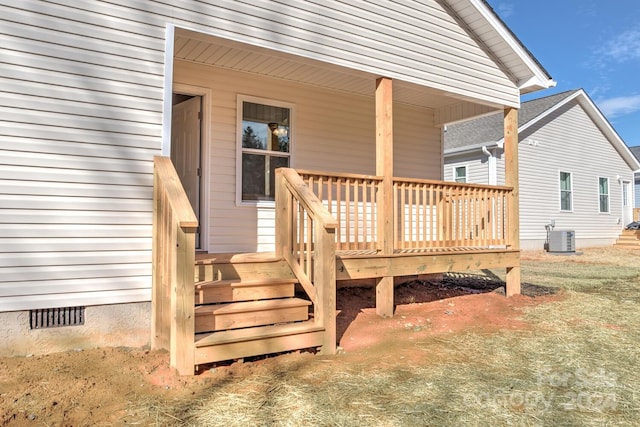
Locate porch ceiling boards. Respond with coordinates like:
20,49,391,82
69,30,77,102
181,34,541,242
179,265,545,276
174,28,477,111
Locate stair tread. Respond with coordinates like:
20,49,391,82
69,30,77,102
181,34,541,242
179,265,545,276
195,252,281,265
196,277,297,288
195,298,311,315
195,321,323,347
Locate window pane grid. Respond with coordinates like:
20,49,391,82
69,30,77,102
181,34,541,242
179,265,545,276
598,177,609,213
240,100,291,202
560,172,572,211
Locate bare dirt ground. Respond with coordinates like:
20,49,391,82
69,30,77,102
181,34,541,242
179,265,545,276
0,273,560,426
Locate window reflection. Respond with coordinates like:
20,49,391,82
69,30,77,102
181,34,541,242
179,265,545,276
241,101,291,201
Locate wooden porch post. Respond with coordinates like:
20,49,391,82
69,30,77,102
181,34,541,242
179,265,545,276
504,107,521,296
376,77,394,317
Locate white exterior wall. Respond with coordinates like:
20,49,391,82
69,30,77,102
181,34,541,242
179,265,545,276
635,174,640,209
0,3,165,312
0,0,517,312
443,152,489,183
496,150,506,186
164,0,520,107
444,100,635,249
518,100,634,249
175,61,441,253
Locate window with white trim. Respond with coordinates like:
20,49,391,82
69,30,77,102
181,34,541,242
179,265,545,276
560,171,572,211
454,166,467,183
238,97,292,202
598,177,609,213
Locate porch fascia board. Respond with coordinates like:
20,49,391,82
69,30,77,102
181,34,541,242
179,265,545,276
336,249,520,281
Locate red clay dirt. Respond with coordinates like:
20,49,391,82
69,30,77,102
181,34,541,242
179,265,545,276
0,276,560,426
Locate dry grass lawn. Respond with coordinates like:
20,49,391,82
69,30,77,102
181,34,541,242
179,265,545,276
1,246,639,426
147,247,640,426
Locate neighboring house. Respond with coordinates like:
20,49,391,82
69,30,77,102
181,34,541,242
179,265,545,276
631,146,640,209
0,1,554,370
444,89,640,250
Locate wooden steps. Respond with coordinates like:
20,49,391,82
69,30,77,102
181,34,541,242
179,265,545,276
195,298,312,332
615,229,640,248
195,278,296,304
191,257,320,366
194,321,324,365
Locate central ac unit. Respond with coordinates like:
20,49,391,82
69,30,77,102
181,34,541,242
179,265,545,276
548,230,575,252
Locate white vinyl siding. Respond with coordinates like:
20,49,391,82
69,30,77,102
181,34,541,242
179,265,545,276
443,153,488,184
0,3,162,311
174,60,442,253
444,97,636,248
165,0,519,107
0,0,519,311
635,175,640,208
518,100,633,244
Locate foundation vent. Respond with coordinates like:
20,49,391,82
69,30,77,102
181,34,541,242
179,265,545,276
30,306,85,329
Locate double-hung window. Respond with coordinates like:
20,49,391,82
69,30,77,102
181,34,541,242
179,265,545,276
598,177,609,213
560,171,572,211
238,97,292,202
454,166,467,183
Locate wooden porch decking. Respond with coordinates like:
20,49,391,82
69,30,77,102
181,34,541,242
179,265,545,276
153,157,521,375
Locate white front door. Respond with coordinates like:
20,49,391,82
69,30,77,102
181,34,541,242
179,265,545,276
171,95,202,248
622,181,632,226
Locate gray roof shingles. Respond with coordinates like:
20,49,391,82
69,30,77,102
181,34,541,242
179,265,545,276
444,90,579,150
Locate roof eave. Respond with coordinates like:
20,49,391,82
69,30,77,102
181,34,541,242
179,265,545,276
518,76,558,95
470,0,555,94
500,89,640,171
444,141,501,156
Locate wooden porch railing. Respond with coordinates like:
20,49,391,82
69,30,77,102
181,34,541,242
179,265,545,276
394,179,511,249
275,168,338,355
298,170,381,251
151,156,198,375
634,208,640,222
298,170,513,251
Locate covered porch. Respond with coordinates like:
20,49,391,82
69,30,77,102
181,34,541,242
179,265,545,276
153,26,529,374
151,82,521,374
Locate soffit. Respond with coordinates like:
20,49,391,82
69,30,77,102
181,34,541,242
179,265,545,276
174,28,468,111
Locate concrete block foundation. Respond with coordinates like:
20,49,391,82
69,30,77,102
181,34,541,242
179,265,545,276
0,302,151,357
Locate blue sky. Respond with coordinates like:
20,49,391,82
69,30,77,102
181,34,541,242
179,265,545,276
486,0,640,147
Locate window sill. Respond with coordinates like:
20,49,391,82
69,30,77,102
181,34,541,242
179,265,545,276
238,199,276,208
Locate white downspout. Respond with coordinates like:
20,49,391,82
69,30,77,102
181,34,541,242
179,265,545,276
482,146,497,186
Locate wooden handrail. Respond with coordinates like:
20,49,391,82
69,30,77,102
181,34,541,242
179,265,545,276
298,169,513,251
151,156,198,375
634,208,640,222
279,169,338,229
275,168,336,356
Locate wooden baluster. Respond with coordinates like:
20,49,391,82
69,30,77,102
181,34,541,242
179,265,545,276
306,212,312,279
345,178,352,250
353,178,358,249
370,180,376,250
336,178,342,250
